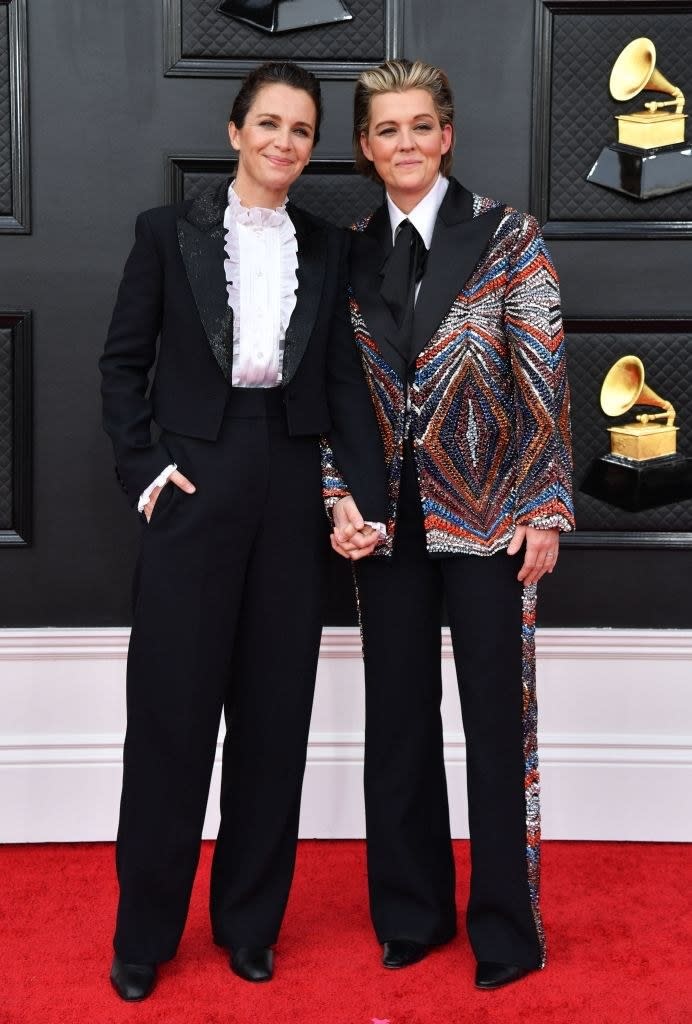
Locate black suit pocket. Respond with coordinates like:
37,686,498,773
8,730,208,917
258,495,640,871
146,482,177,527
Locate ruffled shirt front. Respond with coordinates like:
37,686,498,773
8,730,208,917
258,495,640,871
223,184,299,387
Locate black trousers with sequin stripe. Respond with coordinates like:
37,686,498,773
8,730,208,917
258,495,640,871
354,447,545,968
113,388,327,964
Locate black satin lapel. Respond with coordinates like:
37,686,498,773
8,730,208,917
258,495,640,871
281,210,326,385
410,204,505,365
177,218,233,384
349,211,407,381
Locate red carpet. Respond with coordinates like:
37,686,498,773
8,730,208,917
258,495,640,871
2,840,691,1024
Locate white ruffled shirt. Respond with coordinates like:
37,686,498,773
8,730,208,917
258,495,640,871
223,183,299,387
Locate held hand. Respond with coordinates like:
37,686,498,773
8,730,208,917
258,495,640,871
507,525,559,585
331,496,381,561
143,470,196,522
330,526,380,561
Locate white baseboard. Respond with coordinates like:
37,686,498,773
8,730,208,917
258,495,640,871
1,627,691,843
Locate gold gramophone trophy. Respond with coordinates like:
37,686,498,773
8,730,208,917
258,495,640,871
587,37,692,199
581,356,692,512
601,355,677,460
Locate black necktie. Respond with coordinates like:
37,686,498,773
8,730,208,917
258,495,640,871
380,219,428,361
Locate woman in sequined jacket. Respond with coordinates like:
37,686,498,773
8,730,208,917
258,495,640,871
323,59,574,990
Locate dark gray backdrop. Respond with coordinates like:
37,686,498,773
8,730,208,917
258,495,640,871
1,0,690,627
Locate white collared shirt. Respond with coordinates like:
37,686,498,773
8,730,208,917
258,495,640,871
386,174,449,248
386,175,449,300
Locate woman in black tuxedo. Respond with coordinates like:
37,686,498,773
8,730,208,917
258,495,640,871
100,61,385,1001
324,59,574,990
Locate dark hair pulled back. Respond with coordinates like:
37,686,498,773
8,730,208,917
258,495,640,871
229,61,322,145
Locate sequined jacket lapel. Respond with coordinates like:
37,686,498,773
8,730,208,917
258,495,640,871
177,181,327,387
177,180,234,383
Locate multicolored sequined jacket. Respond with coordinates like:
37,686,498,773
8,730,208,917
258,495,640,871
321,178,575,556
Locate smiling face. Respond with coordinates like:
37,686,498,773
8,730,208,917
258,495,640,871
228,82,317,208
359,88,453,213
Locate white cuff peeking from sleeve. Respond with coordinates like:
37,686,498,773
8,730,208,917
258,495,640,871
137,464,177,514
364,521,387,538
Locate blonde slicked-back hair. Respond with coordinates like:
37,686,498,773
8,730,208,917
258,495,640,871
353,59,455,182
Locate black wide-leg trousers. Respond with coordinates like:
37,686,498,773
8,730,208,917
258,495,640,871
355,447,543,969
114,389,326,964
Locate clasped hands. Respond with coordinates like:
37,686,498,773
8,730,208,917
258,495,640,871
330,497,383,561
330,500,559,581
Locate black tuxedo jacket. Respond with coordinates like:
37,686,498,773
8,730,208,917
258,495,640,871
100,180,387,520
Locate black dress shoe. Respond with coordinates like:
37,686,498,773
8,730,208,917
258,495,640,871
230,946,274,982
475,961,534,989
110,956,157,1001
382,939,430,969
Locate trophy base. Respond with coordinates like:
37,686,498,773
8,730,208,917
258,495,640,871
586,142,692,199
580,453,692,512
217,0,353,33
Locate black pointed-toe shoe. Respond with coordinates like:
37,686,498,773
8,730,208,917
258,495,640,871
230,946,274,982
475,961,534,990
382,939,431,969
110,956,157,1001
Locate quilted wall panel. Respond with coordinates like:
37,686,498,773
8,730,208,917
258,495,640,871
547,9,692,223
179,166,383,227
0,326,13,528
180,0,386,63
287,173,383,226
567,328,692,532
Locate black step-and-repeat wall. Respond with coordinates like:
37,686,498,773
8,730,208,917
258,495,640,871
1,0,690,627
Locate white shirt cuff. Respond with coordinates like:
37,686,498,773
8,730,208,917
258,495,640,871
137,464,177,513
364,520,387,538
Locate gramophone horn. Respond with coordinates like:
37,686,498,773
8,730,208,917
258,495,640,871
600,355,675,425
609,37,681,103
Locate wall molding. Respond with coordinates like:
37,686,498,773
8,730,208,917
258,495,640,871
1,627,691,842
2,729,690,768
3,625,692,660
